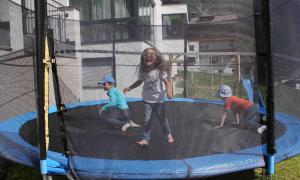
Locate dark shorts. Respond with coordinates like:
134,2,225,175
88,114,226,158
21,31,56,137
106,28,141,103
103,107,130,121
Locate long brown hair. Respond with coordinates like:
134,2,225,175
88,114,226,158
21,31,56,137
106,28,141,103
137,48,168,74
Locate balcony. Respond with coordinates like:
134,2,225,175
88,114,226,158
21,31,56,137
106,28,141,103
80,20,152,44
161,0,187,5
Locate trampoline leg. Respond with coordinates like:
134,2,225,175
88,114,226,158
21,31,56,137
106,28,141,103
267,155,275,175
41,159,53,180
42,175,52,180
40,159,48,175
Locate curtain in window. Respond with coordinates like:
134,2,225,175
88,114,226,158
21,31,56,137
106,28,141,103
115,0,131,18
91,0,111,20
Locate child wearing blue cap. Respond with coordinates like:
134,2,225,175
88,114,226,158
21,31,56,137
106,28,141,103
98,74,140,132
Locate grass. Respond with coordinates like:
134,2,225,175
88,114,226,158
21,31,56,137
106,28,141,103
3,164,42,180
272,155,300,179
174,71,248,99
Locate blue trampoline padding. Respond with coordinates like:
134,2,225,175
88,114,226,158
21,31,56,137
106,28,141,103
70,157,189,179
242,78,254,102
1,98,300,179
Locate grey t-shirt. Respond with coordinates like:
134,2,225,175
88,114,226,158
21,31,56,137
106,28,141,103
138,69,167,103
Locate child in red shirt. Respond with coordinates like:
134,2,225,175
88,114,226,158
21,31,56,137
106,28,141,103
214,85,266,133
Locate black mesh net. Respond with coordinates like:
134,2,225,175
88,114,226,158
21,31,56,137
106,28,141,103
49,0,265,179
272,0,300,120
1,0,300,179
0,0,37,166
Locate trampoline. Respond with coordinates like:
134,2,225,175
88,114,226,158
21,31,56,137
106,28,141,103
1,0,300,179
1,98,300,179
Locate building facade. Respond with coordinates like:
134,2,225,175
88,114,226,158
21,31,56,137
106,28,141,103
0,0,188,101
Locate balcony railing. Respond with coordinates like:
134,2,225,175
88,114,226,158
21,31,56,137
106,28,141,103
162,24,185,39
161,0,187,5
80,20,152,44
23,0,66,42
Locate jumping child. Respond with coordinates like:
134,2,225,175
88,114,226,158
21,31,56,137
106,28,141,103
123,48,174,146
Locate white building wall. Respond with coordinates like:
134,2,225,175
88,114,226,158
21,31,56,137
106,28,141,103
0,0,9,21
153,0,187,51
79,42,145,101
9,1,24,50
1,0,24,51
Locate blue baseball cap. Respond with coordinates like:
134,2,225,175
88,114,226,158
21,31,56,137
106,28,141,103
98,74,115,84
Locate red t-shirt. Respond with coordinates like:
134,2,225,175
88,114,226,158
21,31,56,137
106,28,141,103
224,96,253,113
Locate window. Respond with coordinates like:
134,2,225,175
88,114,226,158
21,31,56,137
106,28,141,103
0,21,10,49
0,0,10,49
71,0,110,20
91,0,111,20
139,0,154,24
138,0,154,41
189,45,194,51
210,57,219,64
71,0,143,44
71,0,136,21
114,0,134,18
162,14,186,39
187,57,195,65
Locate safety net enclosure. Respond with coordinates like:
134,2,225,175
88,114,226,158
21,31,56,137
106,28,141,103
0,0,300,179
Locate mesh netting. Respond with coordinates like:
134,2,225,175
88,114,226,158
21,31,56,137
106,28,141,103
47,1,265,179
0,0,37,166
1,0,300,179
272,0,300,120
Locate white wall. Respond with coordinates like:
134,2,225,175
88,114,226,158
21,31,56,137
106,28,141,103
79,42,145,101
152,0,187,51
9,1,24,50
0,0,9,21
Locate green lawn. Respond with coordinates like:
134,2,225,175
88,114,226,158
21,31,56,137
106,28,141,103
174,71,248,99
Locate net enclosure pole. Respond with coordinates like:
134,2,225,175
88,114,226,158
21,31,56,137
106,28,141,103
111,0,116,85
183,26,187,98
34,0,49,177
48,29,69,155
265,0,276,175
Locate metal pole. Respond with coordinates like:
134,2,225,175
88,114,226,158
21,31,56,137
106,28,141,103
34,0,48,177
111,0,116,85
183,25,187,98
265,0,276,175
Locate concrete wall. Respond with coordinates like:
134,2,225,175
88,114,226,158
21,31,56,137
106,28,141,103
0,0,24,51
9,1,24,50
78,42,144,101
153,0,187,50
